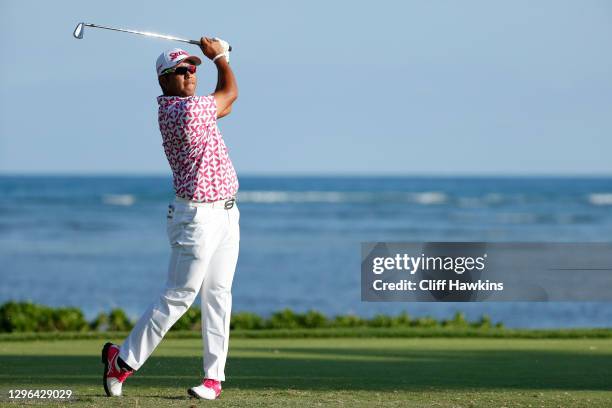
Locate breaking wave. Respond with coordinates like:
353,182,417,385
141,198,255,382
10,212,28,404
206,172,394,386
102,194,136,206
588,193,612,206
236,191,448,205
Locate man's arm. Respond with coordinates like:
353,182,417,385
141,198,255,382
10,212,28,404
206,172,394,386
199,37,238,119
217,104,232,119
214,58,235,118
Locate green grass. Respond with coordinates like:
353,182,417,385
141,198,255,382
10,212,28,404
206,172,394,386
0,337,611,407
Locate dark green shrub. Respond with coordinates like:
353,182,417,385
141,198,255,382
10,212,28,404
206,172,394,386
0,302,44,332
0,302,88,332
52,307,88,331
172,307,201,331
231,312,264,330
333,314,365,327
268,308,301,329
392,312,411,327
90,312,109,331
368,314,394,328
443,312,469,327
411,316,439,328
302,310,328,328
473,314,492,329
107,309,133,331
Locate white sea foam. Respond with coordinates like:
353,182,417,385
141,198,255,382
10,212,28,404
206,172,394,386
410,191,447,205
236,191,378,203
588,193,612,206
102,194,136,206
237,191,447,205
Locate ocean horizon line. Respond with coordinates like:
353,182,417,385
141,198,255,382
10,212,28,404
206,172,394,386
2,172,612,179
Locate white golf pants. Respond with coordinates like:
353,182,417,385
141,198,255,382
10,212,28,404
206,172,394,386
119,197,240,381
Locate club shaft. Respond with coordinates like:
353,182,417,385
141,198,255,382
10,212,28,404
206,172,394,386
84,23,199,45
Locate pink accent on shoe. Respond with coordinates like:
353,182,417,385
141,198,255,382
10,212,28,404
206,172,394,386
102,342,134,397
107,344,133,382
116,367,133,383
203,379,222,398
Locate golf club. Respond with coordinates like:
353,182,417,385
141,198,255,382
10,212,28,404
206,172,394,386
73,22,232,51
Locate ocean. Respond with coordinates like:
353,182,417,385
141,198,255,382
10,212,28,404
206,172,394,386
1,175,611,328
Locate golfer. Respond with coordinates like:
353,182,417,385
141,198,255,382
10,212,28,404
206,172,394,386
101,37,240,400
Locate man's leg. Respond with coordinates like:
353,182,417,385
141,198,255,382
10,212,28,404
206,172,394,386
103,240,213,397
201,207,240,381
119,208,225,370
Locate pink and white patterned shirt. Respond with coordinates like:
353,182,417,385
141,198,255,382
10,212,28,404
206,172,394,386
158,95,239,202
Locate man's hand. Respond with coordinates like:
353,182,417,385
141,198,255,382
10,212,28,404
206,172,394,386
199,37,225,60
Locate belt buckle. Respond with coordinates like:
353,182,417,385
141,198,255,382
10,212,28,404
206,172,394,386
224,198,235,210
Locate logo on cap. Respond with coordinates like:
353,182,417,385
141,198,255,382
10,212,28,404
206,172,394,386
169,50,188,61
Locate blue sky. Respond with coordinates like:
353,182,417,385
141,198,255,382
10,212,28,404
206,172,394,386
1,0,611,175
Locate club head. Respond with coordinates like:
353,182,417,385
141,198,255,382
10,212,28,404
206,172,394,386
73,23,84,39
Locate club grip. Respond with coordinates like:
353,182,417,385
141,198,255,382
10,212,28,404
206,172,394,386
189,39,232,52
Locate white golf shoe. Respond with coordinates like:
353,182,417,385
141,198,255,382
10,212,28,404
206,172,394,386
188,378,222,400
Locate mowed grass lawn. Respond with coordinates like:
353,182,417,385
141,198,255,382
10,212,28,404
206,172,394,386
0,336,611,407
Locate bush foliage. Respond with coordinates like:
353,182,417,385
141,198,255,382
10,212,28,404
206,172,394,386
0,302,89,333
0,302,503,333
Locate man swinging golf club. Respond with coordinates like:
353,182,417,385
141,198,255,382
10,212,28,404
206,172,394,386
101,36,239,400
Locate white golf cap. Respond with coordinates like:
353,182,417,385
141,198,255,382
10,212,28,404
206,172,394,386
156,48,202,76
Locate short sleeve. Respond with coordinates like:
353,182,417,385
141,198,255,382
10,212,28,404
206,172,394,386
178,95,217,127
